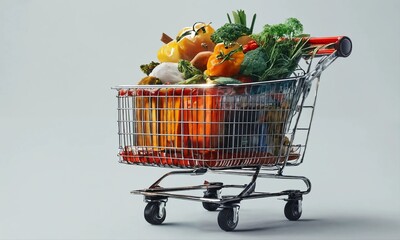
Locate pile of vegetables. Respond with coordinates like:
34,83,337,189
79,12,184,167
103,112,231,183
138,10,311,85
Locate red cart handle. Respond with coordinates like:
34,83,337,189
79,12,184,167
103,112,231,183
308,36,352,57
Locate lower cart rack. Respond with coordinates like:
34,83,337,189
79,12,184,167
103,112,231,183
133,167,311,230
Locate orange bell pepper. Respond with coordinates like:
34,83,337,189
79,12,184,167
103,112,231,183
205,43,245,77
176,23,215,61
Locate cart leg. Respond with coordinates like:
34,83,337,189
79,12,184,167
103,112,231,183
216,167,260,231
202,181,223,211
237,166,260,197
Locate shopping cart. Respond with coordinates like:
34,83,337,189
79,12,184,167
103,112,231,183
114,36,352,231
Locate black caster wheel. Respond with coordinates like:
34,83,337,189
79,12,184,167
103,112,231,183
144,202,166,225
217,207,239,231
202,190,220,211
284,200,302,221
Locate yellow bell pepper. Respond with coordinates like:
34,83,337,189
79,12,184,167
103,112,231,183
157,40,181,63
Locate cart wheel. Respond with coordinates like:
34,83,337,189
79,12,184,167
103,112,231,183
144,202,166,225
284,200,302,221
202,191,220,211
218,207,239,231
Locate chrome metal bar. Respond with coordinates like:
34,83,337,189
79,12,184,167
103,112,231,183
305,52,338,83
133,187,309,204
149,169,207,189
298,77,320,165
134,191,225,203
113,78,299,90
257,174,311,195
296,128,310,131
132,183,246,194
211,170,311,195
237,167,259,198
277,83,307,175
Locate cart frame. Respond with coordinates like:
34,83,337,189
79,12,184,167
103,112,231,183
114,37,352,231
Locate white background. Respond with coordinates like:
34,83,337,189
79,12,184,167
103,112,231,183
1,0,399,239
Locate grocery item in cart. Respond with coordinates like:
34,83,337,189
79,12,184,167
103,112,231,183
116,10,352,169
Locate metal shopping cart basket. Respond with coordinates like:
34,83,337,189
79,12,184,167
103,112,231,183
114,36,352,231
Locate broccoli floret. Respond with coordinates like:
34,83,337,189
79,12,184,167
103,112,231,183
177,59,202,79
239,47,268,79
211,23,251,45
140,61,160,75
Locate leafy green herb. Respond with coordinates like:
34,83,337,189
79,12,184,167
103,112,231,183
177,74,205,84
207,77,242,85
252,17,305,44
241,18,310,81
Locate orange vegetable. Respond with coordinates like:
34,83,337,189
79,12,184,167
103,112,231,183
135,91,159,151
176,23,215,61
190,51,213,71
157,23,215,62
205,43,245,77
185,88,224,167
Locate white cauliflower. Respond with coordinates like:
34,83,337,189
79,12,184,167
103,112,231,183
149,62,185,84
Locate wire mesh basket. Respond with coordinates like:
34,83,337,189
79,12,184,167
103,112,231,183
117,75,312,169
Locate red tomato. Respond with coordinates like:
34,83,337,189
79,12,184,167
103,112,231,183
127,89,135,96
236,75,253,83
118,89,127,96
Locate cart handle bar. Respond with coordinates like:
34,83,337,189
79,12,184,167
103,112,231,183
307,36,352,58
